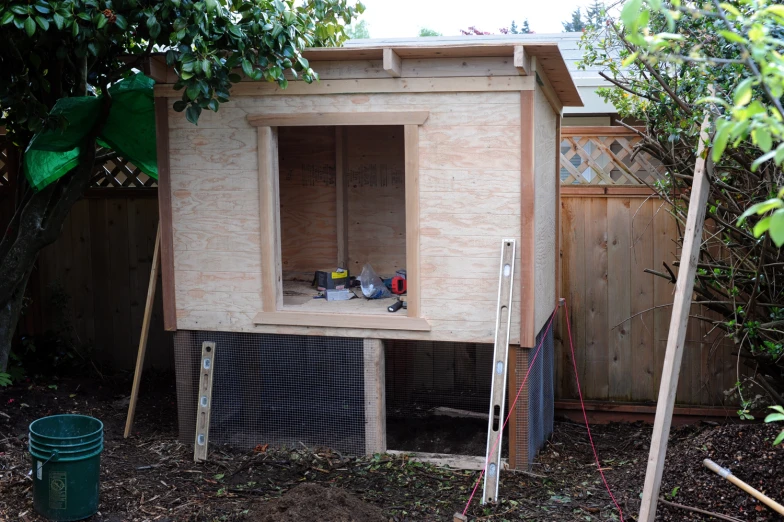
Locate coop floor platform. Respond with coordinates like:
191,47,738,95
281,280,401,315
254,281,431,331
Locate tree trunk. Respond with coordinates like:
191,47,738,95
0,146,96,372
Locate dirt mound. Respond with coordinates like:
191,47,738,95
249,483,387,522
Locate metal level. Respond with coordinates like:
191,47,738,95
482,238,516,503
194,341,216,462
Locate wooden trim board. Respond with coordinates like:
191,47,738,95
254,311,431,331
258,126,283,312
386,450,509,471
554,118,562,303
248,111,429,127
155,76,536,97
383,48,402,77
520,90,536,348
560,186,658,197
562,126,645,137
363,339,386,455
154,97,177,331
513,45,530,76
404,124,421,319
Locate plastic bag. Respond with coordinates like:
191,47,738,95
359,263,392,299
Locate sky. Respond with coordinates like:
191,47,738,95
353,0,590,38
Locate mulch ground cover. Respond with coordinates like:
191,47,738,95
1,374,782,521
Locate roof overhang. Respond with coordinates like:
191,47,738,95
300,42,582,107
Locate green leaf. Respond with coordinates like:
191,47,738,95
173,100,188,112
768,209,784,246
774,430,784,446
764,5,784,18
765,413,784,422
35,15,49,30
72,20,79,37
621,0,642,28
24,16,36,36
1,11,15,25
185,104,202,125
96,13,107,29
114,14,127,30
753,128,773,152
712,120,731,163
241,58,254,77
52,12,64,29
751,150,776,171
10,5,28,16
208,98,219,112
621,51,639,67
753,216,771,238
734,78,754,107
186,83,201,100
718,30,746,44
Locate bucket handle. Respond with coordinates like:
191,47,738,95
27,449,59,477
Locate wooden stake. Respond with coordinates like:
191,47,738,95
123,222,161,438
638,115,712,521
703,459,784,515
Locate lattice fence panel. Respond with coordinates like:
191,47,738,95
90,154,157,188
560,133,666,185
0,139,11,193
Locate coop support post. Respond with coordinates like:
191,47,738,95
124,223,161,438
363,339,386,455
638,115,712,521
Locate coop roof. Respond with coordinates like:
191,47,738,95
301,41,582,107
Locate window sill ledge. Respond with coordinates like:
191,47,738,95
253,311,431,331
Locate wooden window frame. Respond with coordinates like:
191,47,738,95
250,112,430,331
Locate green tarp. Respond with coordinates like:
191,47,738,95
24,73,158,191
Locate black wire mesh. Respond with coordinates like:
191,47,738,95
173,331,377,455
527,324,555,463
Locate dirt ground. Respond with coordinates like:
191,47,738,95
1,374,783,521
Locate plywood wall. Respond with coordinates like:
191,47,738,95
346,125,405,276
278,126,337,279
168,91,527,343
533,86,558,335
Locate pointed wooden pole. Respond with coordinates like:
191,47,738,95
124,222,162,438
638,114,712,521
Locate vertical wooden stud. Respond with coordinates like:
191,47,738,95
520,91,536,348
404,125,420,318
335,127,349,268
154,97,177,331
258,126,282,312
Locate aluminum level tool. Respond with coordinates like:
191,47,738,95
482,238,516,503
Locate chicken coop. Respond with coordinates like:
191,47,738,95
150,41,582,469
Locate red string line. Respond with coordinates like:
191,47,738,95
564,300,625,522
461,304,559,516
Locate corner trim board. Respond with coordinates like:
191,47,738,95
520,90,536,348
154,97,177,331
383,48,402,77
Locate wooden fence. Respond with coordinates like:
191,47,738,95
555,127,740,407
0,146,171,371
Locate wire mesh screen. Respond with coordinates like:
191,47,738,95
527,324,555,464
384,341,506,457
173,331,381,456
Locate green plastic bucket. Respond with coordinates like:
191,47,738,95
29,415,103,521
